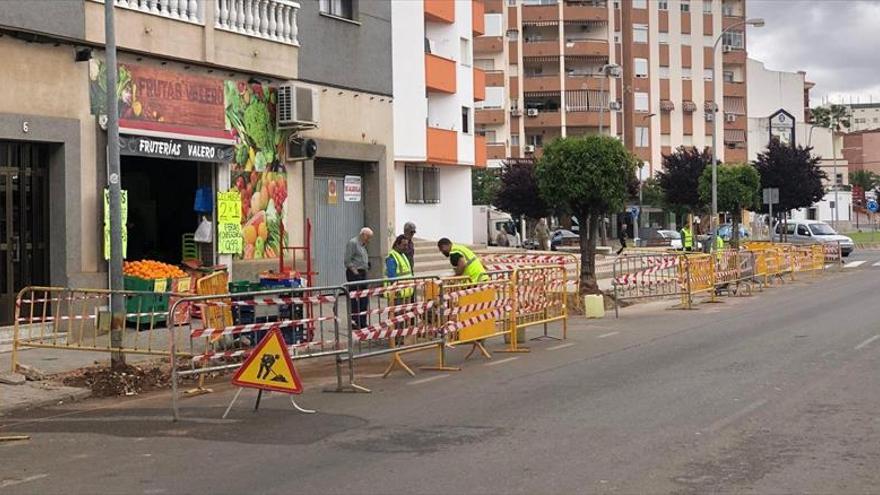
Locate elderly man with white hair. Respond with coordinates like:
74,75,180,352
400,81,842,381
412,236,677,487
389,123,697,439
345,227,373,329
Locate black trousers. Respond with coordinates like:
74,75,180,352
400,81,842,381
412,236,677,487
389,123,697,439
346,269,369,329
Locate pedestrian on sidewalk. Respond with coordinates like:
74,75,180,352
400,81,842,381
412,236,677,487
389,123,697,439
617,222,628,255
345,227,373,329
402,221,417,269
535,218,550,251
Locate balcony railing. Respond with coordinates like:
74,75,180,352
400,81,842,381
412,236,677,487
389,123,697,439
113,0,204,23
216,0,300,45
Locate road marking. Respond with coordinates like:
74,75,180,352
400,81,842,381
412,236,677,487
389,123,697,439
408,374,449,385
707,399,768,433
485,357,519,366
547,343,575,351
844,260,866,268
0,474,48,489
597,331,620,339
873,261,880,267
855,334,880,350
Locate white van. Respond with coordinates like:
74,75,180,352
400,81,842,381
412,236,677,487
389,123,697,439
772,219,854,256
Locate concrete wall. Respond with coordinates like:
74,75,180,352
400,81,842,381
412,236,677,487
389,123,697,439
297,0,392,95
0,0,84,40
746,58,805,121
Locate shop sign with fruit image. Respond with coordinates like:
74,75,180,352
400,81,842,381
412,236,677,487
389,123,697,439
226,81,288,260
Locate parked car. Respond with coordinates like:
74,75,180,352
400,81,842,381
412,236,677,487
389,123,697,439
655,230,683,249
772,219,854,256
550,229,579,251
716,224,750,241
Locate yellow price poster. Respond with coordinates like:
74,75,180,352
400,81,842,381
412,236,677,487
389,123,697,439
103,188,128,260
218,222,243,254
217,191,242,224
153,278,168,293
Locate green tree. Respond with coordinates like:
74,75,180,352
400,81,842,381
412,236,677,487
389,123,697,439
849,170,879,193
494,162,550,220
536,135,637,294
639,177,667,210
656,146,712,223
812,104,851,132
699,163,760,246
753,139,826,222
471,168,500,205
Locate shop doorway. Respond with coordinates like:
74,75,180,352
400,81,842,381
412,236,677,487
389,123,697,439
121,156,214,265
0,142,50,325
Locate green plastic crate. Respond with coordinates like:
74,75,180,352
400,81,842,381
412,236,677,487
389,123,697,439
124,276,169,327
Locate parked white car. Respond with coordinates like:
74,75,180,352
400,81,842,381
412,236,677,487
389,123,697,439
772,219,854,256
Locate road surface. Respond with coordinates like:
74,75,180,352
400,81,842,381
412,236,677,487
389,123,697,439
1,259,879,494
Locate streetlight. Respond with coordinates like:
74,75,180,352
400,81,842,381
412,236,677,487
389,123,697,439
634,113,657,245
709,17,764,246
598,63,621,136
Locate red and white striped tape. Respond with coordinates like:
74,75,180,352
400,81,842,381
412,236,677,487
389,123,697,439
351,299,434,319
191,339,337,363
196,294,337,308
352,304,436,341
347,281,427,299
443,306,507,334
190,315,337,339
445,298,510,316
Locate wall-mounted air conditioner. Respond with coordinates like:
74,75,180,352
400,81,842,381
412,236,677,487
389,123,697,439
524,145,536,153
527,108,540,117
277,83,319,129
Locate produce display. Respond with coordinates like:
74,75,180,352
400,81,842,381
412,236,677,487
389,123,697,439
123,260,187,280
225,80,288,260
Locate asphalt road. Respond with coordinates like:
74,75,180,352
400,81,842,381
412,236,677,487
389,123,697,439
2,262,880,494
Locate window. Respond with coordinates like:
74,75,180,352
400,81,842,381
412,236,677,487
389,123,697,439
508,0,516,5
319,0,356,20
613,31,621,43
484,130,497,143
475,59,495,71
807,208,818,221
635,58,648,77
635,126,649,147
722,2,735,16
462,107,471,134
681,0,690,12
528,135,543,147
460,38,471,67
511,134,520,146
836,173,843,185
703,68,714,80
658,66,671,79
682,68,692,80
723,70,734,82
635,92,649,112
658,0,668,10
634,24,648,43
405,167,440,204
658,32,669,44
722,31,744,48
703,0,713,13
633,0,647,8
485,13,503,36
797,225,810,236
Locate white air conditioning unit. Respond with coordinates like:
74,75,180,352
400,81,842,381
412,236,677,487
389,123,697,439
277,83,319,129
609,100,622,111
524,145,536,153
725,113,736,123
526,108,539,117
511,108,522,117
722,45,735,53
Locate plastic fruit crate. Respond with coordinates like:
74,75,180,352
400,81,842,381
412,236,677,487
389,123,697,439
124,275,169,327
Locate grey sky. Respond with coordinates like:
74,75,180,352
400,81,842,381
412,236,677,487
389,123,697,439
747,0,880,106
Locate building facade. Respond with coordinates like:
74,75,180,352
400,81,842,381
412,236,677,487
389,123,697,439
475,0,751,175
0,0,301,324
392,0,488,244
846,103,880,133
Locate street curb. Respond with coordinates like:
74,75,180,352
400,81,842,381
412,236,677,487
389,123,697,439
0,385,92,416
855,243,880,249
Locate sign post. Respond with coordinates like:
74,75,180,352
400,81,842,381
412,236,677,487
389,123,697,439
763,188,779,242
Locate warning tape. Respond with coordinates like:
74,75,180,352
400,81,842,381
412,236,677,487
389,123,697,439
347,281,427,299
191,339,337,363
350,300,434,319
351,303,436,341
443,306,507,334
445,298,510,316
190,315,338,339
196,294,337,308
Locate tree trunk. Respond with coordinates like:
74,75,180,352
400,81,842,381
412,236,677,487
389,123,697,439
579,213,600,294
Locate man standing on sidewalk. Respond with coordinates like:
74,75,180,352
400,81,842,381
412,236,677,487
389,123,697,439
402,221,417,269
345,227,373,329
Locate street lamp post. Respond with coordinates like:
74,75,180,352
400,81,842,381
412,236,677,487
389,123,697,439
709,18,764,246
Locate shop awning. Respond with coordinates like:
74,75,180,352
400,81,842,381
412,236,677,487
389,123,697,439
723,96,745,115
522,20,560,27
724,129,746,143
660,100,675,111
523,55,561,62
564,54,609,62
682,101,697,113
562,19,607,26
524,90,562,98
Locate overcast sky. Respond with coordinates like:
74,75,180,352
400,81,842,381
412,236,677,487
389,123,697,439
748,0,880,106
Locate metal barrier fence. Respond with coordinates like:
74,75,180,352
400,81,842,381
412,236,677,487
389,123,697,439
612,253,682,317
169,285,345,419
480,252,581,310
343,276,444,391
12,286,190,372
512,265,568,341
823,241,843,266
679,254,716,308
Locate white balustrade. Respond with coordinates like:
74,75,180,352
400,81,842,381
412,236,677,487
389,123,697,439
215,0,299,45
110,0,204,24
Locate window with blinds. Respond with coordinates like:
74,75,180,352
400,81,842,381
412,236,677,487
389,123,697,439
405,167,440,204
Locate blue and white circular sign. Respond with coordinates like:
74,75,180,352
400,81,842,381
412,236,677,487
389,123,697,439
867,199,878,213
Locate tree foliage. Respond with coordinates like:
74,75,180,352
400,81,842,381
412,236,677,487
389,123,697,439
699,163,760,245
640,177,667,209
811,104,851,132
849,170,879,193
536,135,637,294
753,139,826,216
471,168,500,206
656,146,712,218
494,162,550,220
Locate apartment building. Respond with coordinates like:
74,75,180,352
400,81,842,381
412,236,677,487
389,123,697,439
392,0,488,243
475,0,751,173
0,0,301,323
474,0,512,166
846,103,880,133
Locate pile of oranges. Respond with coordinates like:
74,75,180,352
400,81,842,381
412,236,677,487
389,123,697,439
123,260,187,280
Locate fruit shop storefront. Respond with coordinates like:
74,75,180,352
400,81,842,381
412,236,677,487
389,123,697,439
90,58,293,281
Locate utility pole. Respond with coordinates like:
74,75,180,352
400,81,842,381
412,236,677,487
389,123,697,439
105,0,125,368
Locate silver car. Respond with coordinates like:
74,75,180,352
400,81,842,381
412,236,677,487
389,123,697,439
772,220,854,256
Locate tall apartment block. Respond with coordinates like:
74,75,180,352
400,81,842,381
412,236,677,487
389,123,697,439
393,0,488,243
475,0,750,173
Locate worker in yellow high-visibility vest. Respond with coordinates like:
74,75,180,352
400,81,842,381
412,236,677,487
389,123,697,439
437,238,488,283
680,224,694,252
384,235,414,301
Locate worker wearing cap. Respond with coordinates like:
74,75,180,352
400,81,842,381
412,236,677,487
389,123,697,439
437,238,488,283
402,222,417,269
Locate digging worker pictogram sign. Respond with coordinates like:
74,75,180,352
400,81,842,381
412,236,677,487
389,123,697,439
231,327,303,394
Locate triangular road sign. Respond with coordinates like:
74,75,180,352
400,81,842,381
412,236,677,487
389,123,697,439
231,327,303,394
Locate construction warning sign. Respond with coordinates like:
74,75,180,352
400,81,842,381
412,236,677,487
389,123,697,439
231,328,303,394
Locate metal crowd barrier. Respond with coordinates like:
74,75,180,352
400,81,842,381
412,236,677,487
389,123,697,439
512,265,568,341
12,286,190,372
678,254,716,309
612,253,682,317
480,252,581,311
169,284,345,419
822,241,843,267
